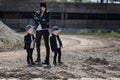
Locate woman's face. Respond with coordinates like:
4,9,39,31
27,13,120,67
40,7,46,13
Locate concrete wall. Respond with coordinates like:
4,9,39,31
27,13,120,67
0,1,120,13
0,1,120,31
50,19,120,29
1,19,34,31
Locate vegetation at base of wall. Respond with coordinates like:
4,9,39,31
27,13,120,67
19,30,120,38
19,31,36,34
77,30,120,38
61,30,120,38
19,32,27,34
44,0,81,3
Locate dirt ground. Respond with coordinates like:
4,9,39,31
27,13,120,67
0,35,120,80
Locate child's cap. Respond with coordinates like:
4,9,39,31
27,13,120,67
51,26,61,32
25,25,33,31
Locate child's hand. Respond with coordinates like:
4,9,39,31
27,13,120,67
33,39,36,41
33,39,36,42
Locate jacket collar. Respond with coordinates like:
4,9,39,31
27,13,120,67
52,34,58,37
27,33,32,36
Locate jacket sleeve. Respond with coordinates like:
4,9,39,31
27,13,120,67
34,11,40,22
50,36,55,51
46,12,49,24
32,35,36,40
40,12,49,25
46,12,50,27
58,35,63,46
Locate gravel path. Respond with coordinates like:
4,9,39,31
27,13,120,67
0,35,120,80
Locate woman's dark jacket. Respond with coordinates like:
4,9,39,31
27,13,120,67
34,11,49,30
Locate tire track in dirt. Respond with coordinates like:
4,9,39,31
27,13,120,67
61,35,108,51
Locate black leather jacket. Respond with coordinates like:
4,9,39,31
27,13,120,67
50,34,62,51
24,34,35,49
34,11,49,30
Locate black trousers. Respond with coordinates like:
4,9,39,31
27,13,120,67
53,48,62,63
36,30,50,63
26,49,34,64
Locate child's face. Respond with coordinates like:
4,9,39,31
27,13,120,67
27,28,33,34
52,30,60,35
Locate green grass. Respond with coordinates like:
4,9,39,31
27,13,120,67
19,31,26,34
19,31,36,35
61,30,120,38
19,30,120,38
78,31,120,38
0,41,24,49
77,30,120,38
0,37,24,49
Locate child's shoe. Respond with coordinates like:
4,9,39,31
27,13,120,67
27,63,32,66
58,61,63,64
53,62,57,66
31,62,36,65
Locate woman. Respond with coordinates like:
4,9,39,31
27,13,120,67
34,2,50,65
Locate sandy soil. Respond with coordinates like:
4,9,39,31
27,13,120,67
0,35,120,80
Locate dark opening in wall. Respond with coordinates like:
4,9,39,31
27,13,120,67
67,13,120,20
0,11,120,20
50,12,62,19
21,12,34,19
0,12,34,19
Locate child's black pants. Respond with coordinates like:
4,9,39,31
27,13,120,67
53,48,61,63
26,49,34,64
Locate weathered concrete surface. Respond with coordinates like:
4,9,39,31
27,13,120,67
0,1,120,30
0,21,23,50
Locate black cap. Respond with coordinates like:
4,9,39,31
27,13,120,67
25,25,33,31
51,26,61,32
40,2,46,8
